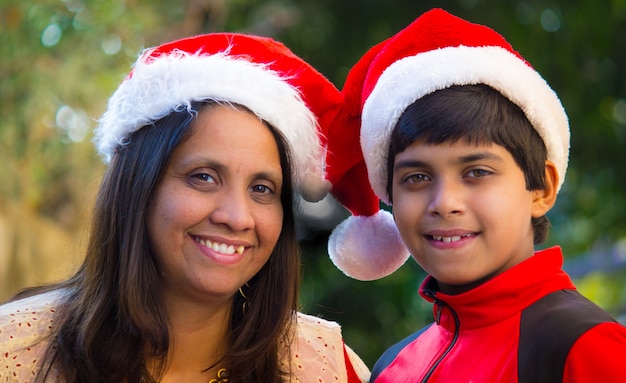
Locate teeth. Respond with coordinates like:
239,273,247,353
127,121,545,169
196,238,244,255
432,234,471,242
218,243,228,253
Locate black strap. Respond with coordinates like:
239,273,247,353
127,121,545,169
518,289,616,383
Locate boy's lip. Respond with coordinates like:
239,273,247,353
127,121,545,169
425,229,476,237
424,229,478,243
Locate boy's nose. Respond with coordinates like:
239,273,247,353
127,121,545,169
428,180,465,217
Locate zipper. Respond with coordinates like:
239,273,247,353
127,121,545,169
420,292,460,383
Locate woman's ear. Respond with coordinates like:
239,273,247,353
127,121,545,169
531,160,559,218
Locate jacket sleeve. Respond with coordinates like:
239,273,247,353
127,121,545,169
563,321,626,382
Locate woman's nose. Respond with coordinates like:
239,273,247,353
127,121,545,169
209,190,255,231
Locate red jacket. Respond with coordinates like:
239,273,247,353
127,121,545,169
371,246,626,382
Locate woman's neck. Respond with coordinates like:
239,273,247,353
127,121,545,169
151,294,233,382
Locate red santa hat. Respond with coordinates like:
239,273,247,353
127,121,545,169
94,33,342,202
325,8,570,280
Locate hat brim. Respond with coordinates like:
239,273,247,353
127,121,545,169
361,45,570,203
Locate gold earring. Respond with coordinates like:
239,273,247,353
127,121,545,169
239,282,250,314
238,286,248,299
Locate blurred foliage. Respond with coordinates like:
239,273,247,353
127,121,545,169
1,0,626,368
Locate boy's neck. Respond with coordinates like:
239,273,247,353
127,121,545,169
436,253,534,295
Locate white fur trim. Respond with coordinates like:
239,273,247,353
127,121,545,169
328,210,410,281
362,45,570,204
94,50,327,201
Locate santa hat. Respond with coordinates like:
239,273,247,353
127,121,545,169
326,8,570,280
94,33,342,202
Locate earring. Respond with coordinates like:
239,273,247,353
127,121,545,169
238,282,250,314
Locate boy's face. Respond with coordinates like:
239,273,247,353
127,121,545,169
391,140,555,294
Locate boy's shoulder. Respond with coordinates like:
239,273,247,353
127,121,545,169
370,322,434,380
521,288,615,330
370,288,621,382
518,289,618,381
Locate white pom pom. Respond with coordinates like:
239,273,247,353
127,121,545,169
328,210,410,281
299,178,331,203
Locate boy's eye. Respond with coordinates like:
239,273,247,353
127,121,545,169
404,173,431,184
466,169,492,178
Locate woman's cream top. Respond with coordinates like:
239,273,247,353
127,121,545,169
0,291,369,382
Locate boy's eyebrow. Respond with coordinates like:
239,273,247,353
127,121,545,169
393,151,504,171
458,151,504,163
394,159,429,171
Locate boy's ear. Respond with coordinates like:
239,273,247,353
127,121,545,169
531,160,559,217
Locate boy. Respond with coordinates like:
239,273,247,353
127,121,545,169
323,8,626,382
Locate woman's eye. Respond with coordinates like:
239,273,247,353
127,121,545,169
191,173,216,184
251,184,273,194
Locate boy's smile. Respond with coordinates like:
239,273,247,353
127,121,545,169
391,140,551,294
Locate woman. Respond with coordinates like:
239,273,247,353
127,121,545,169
0,33,369,382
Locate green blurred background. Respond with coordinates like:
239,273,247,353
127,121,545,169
1,0,625,368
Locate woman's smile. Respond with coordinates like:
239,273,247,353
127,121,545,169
147,105,284,300
192,236,246,256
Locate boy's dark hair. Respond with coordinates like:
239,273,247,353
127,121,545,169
386,84,550,244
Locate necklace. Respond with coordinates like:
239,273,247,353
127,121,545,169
208,368,230,383
141,367,229,382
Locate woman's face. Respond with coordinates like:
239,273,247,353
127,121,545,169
147,105,284,305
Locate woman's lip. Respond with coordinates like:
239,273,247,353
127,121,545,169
190,235,251,264
192,237,246,265
191,234,250,248
193,236,246,255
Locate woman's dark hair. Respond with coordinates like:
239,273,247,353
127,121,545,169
24,101,300,382
387,84,550,244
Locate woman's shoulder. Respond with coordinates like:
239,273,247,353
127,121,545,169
292,312,344,357
0,289,64,324
0,290,65,381
287,312,346,381
295,312,342,332
0,290,63,360
289,312,370,382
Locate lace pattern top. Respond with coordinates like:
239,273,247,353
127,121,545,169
0,291,369,382
0,291,63,382
286,312,370,382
